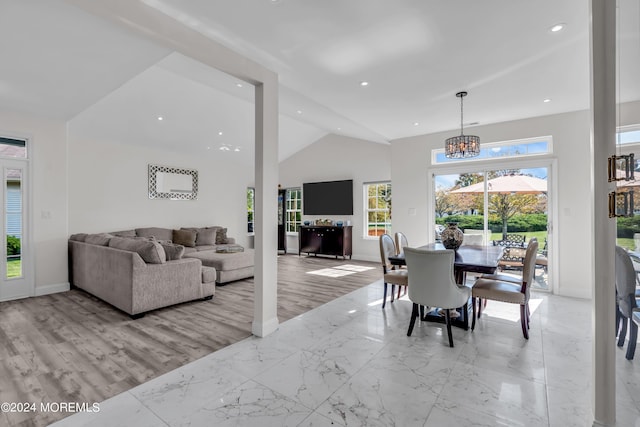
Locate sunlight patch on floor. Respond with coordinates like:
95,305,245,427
307,264,375,278
482,298,543,322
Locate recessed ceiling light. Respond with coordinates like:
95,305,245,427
296,110,302,114
207,146,211,150
219,146,230,151
218,131,223,135
413,122,419,126
157,116,163,121
236,83,243,88
360,81,369,87
234,147,241,152
550,23,566,33
337,127,342,131
543,98,552,103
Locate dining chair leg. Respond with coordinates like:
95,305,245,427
397,286,401,300
462,302,469,329
616,305,622,335
445,309,454,347
478,298,483,318
382,282,388,309
407,303,419,336
618,317,628,347
471,297,477,331
419,304,425,320
390,285,395,303
626,321,638,360
520,305,529,339
526,303,531,329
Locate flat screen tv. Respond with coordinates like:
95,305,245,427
303,179,353,215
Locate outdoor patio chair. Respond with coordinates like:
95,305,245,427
492,233,527,270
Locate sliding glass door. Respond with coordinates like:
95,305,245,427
434,164,551,290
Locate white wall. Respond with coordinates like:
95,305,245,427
0,109,69,295
67,134,253,248
279,134,391,261
391,109,594,299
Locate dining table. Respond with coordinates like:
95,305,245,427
387,243,505,330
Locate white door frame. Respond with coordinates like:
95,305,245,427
427,156,558,293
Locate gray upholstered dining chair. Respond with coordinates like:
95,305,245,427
394,232,409,255
404,247,471,347
471,238,538,339
615,245,638,360
393,231,409,298
379,234,408,309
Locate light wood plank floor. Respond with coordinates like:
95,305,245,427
0,255,380,427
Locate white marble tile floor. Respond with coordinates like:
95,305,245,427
51,280,640,427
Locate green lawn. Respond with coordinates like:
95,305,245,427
7,259,21,278
489,231,548,245
617,238,635,251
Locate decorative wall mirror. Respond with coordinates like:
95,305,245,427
148,164,198,200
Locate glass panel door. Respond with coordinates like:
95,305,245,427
0,160,31,301
434,166,550,290
434,172,486,245
6,168,22,279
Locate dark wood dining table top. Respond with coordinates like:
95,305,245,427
388,243,505,277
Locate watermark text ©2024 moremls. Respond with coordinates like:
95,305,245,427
1,401,100,413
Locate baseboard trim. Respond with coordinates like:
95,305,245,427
35,282,70,297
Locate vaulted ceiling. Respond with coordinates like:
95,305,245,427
2,0,639,162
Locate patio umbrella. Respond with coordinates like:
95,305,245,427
449,174,547,240
450,174,547,195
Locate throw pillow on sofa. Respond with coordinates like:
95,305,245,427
85,233,114,246
173,229,197,247
160,242,185,260
181,227,216,246
108,237,166,264
215,228,230,244
69,233,88,242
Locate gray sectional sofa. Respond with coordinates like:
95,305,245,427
68,226,254,317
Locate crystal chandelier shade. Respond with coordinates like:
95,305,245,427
445,91,480,158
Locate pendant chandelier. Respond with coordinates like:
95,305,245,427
445,91,480,158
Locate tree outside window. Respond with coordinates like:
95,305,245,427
286,188,302,233
365,182,391,237
247,187,254,233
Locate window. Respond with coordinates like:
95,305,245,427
286,188,302,233
432,136,552,165
0,137,27,159
617,125,640,145
247,187,254,233
364,182,391,238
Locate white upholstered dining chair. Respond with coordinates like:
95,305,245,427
471,238,538,339
404,247,471,347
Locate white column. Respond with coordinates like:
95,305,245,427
589,0,617,425
252,81,280,337
67,0,281,338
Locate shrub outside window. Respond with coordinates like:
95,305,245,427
247,188,254,233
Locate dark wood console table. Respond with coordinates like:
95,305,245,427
299,226,352,259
